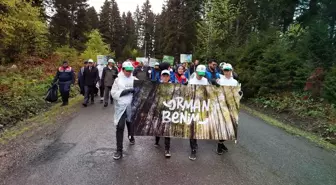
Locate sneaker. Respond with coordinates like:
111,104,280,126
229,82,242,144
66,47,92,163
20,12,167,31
165,150,171,158
222,143,228,152
129,136,135,145
113,151,122,160
82,103,87,107
100,98,104,103
154,143,160,148
216,143,224,155
189,150,197,161
104,103,108,107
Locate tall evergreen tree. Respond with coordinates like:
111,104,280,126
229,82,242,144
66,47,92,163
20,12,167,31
99,0,112,45
140,0,155,57
87,6,99,30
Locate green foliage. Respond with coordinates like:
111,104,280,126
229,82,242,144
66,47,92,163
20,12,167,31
80,30,113,60
0,0,49,62
323,67,336,104
54,46,79,63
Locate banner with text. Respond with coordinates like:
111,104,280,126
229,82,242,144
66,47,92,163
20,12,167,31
97,55,108,65
131,81,241,140
180,54,192,63
136,57,149,66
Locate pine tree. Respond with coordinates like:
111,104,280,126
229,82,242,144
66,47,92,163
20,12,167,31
99,0,112,45
87,6,99,30
139,0,155,57
109,0,122,58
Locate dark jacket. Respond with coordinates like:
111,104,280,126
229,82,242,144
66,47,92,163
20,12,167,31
53,66,75,84
133,66,150,80
78,67,85,94
83,66,99,86
101,66,118,87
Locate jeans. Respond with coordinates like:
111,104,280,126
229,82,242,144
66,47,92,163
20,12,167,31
59,82,71,104
84,85,95,104
155,137,171,150
116,111,134,152
103,86,113,104
190,139,198,150
99,85,104,98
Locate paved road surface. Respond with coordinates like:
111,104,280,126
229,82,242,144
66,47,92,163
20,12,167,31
1,101,336,185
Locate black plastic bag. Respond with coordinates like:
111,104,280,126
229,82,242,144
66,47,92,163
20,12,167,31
45,83,58,102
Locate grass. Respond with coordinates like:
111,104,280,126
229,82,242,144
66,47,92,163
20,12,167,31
0,95,83,145
241,104,336,151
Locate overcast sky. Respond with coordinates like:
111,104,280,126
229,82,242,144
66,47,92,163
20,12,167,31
88,0,164,14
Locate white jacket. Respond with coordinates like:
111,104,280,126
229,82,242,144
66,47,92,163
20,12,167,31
111,72,138,125
189,74,209,85
218,74,238,86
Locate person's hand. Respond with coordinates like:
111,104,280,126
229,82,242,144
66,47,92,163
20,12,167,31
181,75,186,80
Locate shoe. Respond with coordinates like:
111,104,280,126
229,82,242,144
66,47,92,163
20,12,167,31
216,143,228,155
165,150,171,158
154,143,159,148
82,103,87,107
113,151,122,160
222,143,228,152
129,136,135,145
189,150,197,161
100,98,104,103
104,103,108,107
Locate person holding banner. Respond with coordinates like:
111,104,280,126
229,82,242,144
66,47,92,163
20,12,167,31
149,62,161,83
111,61,138,160
188,65,209,160
205,59,221,86
154,69,172,158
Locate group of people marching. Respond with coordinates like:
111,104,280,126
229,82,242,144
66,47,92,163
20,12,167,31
53,58,239,161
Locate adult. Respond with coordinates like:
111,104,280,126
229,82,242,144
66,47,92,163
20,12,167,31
181,61,190,79
53,61,75,106
133,62,150,80
78,60,88,95
174,65,188,85
154,69,172,158
188,65,209,160
111,61,137,160
82,59,99,107
150,62,161,83
101,59,118,107
205,59,220,86
189,59,199,75
97,61,106,103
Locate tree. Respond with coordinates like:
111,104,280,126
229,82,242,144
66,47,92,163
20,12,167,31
87,7,99,30
139,0,155,57
81,29,113,60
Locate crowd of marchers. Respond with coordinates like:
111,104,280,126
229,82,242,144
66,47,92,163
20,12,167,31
52,58,240,161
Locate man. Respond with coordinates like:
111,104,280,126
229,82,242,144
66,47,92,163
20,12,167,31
188,65,209,160
78,61,88,95
101,59,118,107
97,61,106,103
133,62,150,80
111,61,137,160
205,59,220,86
82,59,99,107
189,59,199,75
155,69,172,158
150,62,161,83
53,61,75,106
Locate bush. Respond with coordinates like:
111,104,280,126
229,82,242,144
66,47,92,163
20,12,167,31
323,67,336,104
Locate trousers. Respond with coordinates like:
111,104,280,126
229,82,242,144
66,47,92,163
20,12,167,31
116,111,134,152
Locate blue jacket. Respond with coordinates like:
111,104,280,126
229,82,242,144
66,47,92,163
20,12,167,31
54,66,74,84
151,68,161,83
205,67,220,82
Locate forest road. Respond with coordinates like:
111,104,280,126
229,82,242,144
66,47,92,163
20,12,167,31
1,100,335,185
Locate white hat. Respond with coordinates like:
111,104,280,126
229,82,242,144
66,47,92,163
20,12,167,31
223,63,233,70
196,65,206,76
88,59,94,63
219,62,226,68
161,70,170,75
108,59,115,63
155,62,160,66
122,61,134,71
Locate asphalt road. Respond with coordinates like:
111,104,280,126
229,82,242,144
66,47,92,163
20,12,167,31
1,101,336,185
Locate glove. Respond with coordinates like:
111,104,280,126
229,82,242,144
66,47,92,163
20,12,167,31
120,88,135,97
211,79,220,87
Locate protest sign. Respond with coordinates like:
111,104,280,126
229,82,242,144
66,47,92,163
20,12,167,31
97,55,107,65
149,58,160,67
180,54,192,63
131,81,241,140
136,57,149,66
162,55,174,65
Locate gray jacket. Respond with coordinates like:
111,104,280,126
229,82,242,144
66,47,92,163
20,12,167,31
101,66,118,87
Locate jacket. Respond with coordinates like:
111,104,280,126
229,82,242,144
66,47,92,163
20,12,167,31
205,67,220,83
174,73,188,85
150,68,161,82
111,72,138,125
83,66,99,86
53,66,74,84
101,66,118,87
133,66,150,80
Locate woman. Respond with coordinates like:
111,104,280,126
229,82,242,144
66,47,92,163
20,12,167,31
174,65,188,85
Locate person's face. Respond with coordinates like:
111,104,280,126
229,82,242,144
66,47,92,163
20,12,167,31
123,69,133,77
63,63,68,68
224,69,232,78
178,66,184,74
155,65,159,69
209,62,217,70
161,74,170,83
88,62,93,67
195,60,199,65
84,63,88,67
182,63,186,68
108,62,113,67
